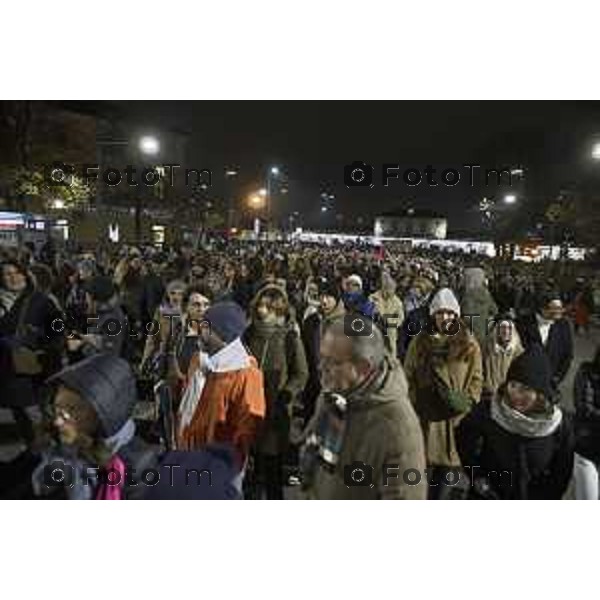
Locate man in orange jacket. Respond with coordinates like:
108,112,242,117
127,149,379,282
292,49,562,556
178,302,266,477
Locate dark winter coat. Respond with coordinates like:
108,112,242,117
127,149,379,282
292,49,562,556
244,286,309,455
516,315,573,387
300,300,346,422
456,398,574,499
573,361,600,463
0,289,64,407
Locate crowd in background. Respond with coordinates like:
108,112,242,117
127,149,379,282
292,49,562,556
1,236,599,500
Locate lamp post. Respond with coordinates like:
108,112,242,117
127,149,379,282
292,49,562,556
265,166,280,230
135,135,160,244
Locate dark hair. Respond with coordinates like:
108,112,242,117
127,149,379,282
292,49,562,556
251,285,289,319
30,263,55,294
184,284,213,307
1,261,32,290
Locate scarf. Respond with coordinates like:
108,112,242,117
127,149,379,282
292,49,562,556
300,392,348,489
178,338,250,434
32,419,136,500
491,396,562,438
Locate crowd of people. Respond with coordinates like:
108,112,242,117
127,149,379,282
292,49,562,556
0,236,599,500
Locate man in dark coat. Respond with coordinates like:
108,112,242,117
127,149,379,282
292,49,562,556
516,290,574,392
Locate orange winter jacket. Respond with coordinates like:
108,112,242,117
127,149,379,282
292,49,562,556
178,356,266,466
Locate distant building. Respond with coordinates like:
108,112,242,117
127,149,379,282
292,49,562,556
374,208,447,239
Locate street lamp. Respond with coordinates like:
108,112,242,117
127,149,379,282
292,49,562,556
248,194,265,209
504,194,517,205
592,142,600,160
139,136,160,156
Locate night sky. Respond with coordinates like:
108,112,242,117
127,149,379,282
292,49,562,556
83,101,600,234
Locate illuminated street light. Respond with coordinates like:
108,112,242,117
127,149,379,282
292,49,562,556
139,136,160,156
592,142,600,160
248,194,265,209
504,194,517,204
270,166,280,176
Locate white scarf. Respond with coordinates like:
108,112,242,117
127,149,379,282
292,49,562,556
491,396,562,438
178,338,250,434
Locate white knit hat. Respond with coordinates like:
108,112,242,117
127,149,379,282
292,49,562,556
429,287,461,317
346,274,363,289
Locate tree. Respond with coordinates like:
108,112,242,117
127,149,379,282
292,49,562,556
0,165,95,211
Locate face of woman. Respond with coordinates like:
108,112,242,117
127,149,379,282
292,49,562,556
53,386,99,447
187,293,210,321
2,265,27,292
168,288,185,307
506,381,542,414
256,298,276,321
434,310,456,334
497,321,513,344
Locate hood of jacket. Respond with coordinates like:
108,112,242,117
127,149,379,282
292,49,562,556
345,359,409,410
47,354,136,437
464,267,486,290
484,323,524,356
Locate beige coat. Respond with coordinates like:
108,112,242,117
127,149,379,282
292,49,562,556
404,331,483,468
369,290,405,361
302,362,427,499
482,329,524,394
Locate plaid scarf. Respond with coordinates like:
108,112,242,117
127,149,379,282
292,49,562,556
300,393,348,489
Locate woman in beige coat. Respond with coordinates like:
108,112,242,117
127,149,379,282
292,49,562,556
482,317,524,396
404,288,483,498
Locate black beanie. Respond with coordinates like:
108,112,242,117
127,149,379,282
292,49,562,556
83,276,116,303
506,346,553,398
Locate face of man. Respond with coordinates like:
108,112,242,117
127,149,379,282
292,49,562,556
2,265,27,292
542,299,564,322
319,294,337,315
187,293,210,321
53,386,99,447
506,380,543,414
319,330,368,394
